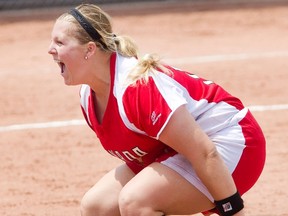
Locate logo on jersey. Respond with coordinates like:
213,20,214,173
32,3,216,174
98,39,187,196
108,147,148,163
151,111,162,125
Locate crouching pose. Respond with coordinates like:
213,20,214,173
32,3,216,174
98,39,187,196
48,3,266,216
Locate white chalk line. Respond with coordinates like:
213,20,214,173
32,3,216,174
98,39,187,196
0,119,86,133
165,51,288,64
0,104,287,132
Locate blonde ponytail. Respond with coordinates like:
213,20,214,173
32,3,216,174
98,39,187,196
114,35,138,58
126,54,172,85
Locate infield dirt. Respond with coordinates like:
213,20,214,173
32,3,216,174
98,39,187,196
0,1,288,215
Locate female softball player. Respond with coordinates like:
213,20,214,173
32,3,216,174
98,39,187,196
48,3,266,216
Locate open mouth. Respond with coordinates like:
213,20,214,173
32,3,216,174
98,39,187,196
54,59,65,73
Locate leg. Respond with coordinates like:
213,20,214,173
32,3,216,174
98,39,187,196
118,162,216,216
81,163,135,216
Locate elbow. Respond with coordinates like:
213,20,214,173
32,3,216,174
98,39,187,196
201,146,223,166
206,146,220,160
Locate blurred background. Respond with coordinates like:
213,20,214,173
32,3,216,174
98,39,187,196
0,0,164,10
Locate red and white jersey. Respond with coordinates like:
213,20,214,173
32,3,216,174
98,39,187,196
80,53,251,173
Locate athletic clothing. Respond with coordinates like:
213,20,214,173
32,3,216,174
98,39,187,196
80,52,266,202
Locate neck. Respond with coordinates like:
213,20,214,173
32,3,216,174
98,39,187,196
88,52,111,99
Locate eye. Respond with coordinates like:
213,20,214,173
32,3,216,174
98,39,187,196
55,40,63,46
54,39,63,46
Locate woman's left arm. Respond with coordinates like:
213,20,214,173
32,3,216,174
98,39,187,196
159,105,244,215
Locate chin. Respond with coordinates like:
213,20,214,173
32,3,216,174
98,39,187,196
64,80,80,86
64,80,73,86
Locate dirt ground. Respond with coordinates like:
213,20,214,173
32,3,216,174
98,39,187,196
0,1,288,215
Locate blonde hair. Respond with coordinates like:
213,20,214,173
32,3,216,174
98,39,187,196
126,54,172,85
58,3,171,84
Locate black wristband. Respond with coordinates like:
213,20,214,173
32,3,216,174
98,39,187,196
214,191,244,216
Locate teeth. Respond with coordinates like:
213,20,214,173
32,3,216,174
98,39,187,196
54,59,61,63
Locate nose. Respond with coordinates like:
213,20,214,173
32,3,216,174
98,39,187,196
48,42,56,55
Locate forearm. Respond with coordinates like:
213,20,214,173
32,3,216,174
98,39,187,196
194,147,245,215
194,147,236,200
159,105,244,215
178,118,245,215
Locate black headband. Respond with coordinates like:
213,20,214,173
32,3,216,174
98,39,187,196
69,8,107,49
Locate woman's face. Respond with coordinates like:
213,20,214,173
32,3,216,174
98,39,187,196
48,19,88,85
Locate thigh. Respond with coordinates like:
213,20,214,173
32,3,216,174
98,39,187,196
121,162,215,215
81,163,135,216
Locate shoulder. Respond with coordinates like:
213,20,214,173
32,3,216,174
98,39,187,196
115,53,138,83
122,74,188,138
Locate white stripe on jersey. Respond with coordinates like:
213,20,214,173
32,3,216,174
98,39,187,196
112,54,247,173
80,53,247,174
150,71,247,172
113,54,148,135
80,84,92,126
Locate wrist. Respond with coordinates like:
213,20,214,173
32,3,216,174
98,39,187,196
214,191,244,216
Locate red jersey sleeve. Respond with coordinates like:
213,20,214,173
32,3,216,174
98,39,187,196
122,74,187,139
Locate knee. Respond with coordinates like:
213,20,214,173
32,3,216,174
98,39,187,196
80,190,118,216
80,191,100,216
119,187,150,215
118,189,137,215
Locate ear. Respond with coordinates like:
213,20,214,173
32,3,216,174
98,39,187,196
85,41,97,58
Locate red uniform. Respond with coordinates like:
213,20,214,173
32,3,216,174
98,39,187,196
80,52,265,201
